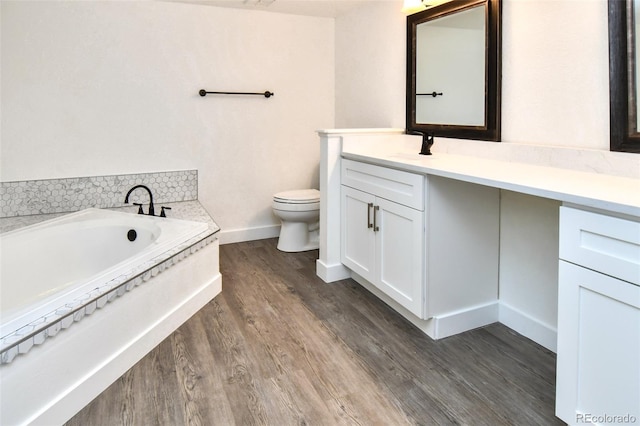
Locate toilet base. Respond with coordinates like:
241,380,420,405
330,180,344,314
277,221,319,252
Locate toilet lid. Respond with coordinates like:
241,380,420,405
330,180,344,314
273,189,320,204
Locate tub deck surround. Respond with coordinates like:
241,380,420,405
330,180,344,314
0,205,219,364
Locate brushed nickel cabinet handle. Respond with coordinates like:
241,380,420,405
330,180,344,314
367,203,374,228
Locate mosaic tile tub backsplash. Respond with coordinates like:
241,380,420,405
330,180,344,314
0,170,197,218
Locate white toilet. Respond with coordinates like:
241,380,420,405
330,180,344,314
272,189,320,252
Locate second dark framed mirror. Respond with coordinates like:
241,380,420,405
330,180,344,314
406,0,502,141
609,0,640,153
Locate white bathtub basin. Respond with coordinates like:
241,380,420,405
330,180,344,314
0,208,209,346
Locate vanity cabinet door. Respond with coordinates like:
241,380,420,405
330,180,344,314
341,185,376,282
556,261,640,425
341,185,425,318
376,197,425,318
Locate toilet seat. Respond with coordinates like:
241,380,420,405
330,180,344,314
273,199,319,212
273,189,320,204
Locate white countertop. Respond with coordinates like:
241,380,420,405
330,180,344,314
342,149,640,218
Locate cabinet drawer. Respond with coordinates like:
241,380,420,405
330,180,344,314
559,206,640,285
341,159,424,210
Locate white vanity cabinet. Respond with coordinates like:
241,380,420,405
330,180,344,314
341,159,426,317
339,158,501,335
556,206,640,425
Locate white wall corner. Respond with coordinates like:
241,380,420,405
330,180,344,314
499,302,558,353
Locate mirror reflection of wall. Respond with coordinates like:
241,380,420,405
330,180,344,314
415,5,485,126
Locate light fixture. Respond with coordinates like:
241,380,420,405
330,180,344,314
242,0,276,6
402,0,427,14
402,0,445,15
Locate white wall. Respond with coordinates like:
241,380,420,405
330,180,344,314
498,191,560,350
1,1,335,241
335,0,406,128
501,0,609,148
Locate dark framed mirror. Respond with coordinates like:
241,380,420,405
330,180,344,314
609,0,640,153
406,0,501,141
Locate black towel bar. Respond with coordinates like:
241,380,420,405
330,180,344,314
199,89,274,98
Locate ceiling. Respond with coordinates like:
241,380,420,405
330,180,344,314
164,0,386,18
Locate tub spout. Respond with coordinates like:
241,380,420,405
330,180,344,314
124,185,155,216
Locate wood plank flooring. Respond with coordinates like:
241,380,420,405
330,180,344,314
67,238,563,425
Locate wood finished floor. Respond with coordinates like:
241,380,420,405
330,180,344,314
67,238,563,426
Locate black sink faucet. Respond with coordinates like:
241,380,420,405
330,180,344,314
124,184,155,216
407,130,434,155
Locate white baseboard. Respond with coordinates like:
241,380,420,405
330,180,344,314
351,273,499,340
433,302,499,339
219,225,281,245
316,259,352,283
352,270,556,350
315,262,558,351
499,302,557,352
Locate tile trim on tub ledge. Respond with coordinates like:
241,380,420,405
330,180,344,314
0,229,218,364
0,170,198,218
